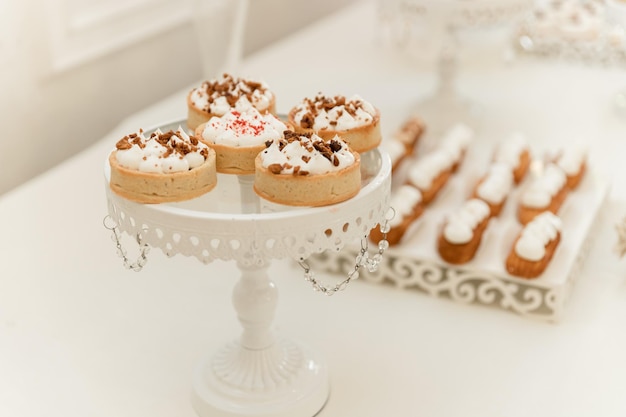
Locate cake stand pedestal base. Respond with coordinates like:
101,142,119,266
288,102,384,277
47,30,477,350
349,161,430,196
191,340,329,417
191,261,329,417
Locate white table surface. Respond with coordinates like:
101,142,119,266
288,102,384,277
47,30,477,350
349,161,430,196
2,1,626,416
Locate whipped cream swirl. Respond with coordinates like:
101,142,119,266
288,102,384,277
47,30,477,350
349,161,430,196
476,163,514,205
201,107,287,147
260,132,355,175
440,123,473,163
494,132,528,169
521,163,567,208
189,73,273,116
292,93,377,131
556,145,586,176
388,185,422,228
407,149,454,190
115,127,208,174
515,212,562,261
443,199,490,244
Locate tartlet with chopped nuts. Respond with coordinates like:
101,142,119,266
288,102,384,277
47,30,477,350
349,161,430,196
109,127,217,204
288,93,381,153
187,73,276,131
254,130,361,207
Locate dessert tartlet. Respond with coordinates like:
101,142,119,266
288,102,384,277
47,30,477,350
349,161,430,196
109,127,217,204
506,211,562,279
288,93,381,153
195,106,288,175
254,131,361,207
187,73,276,130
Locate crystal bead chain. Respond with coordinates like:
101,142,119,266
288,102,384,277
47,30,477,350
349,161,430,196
103,215,150,271
299,208,394,296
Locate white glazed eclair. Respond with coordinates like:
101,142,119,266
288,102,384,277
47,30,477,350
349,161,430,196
437,199,491,264
506,211,562,278
370,184,424,246
518,163,568,225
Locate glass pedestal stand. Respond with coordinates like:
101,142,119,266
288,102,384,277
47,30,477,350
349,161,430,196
104,129,391,417
413,21,481,149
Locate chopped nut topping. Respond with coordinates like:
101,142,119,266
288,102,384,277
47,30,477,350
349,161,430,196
268,163,283,174
115,129,208,164
115,138,132,150
300,113,315,129
265,131,349,176
195,73,271,113
296,93,371,129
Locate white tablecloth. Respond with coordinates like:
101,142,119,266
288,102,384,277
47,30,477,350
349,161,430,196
2,1,626,416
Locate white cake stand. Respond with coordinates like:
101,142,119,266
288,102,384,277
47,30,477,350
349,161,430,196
103,120,392,417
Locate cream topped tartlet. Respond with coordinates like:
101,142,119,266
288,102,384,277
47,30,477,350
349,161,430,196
196,106,288,175
109,127,217,203
253,130,361,206
187,73,276,130
288,93,381,153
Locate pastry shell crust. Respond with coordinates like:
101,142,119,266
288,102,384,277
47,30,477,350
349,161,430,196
253,152,361,207
108,150,217,204
195,123,265,175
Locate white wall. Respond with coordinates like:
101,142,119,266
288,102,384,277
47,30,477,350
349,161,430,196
0,0,356,196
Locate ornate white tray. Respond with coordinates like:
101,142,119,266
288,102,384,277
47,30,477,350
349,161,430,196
309,148,608,322
103,119,392,417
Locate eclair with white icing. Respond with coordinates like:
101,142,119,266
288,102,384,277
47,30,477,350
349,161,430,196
493,132,531,184
195,106,289,175
554,145,587,190
394,116,426,154
518,163,568,225
506,211,562,279
109,127,217,204
437,199,491,264
187,73,276,130
472,163,514,217
404,124,471,204
369,184,424,245
382,116,426,172
288,93,381,153
405,149,453,205
440,123,473,172
253,130,361,207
